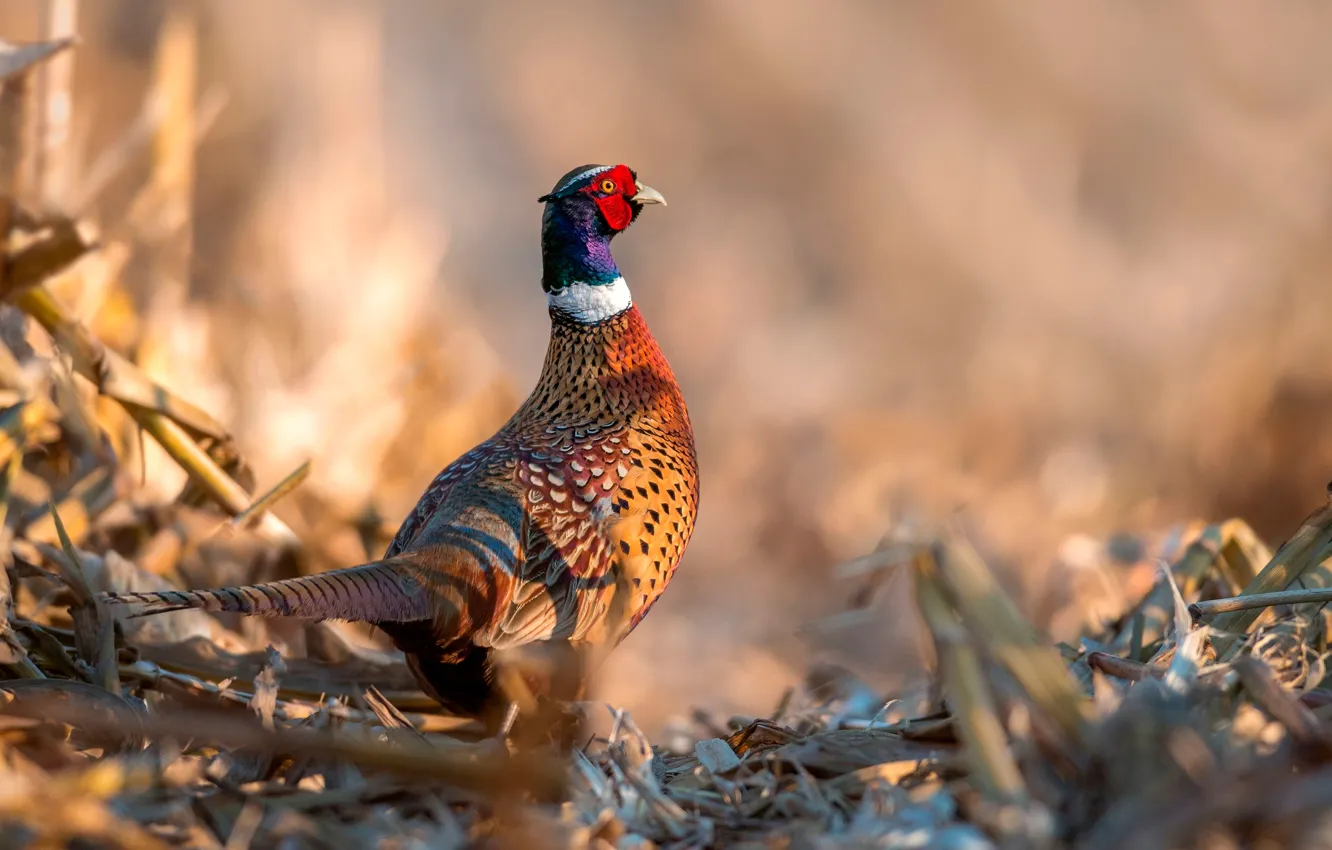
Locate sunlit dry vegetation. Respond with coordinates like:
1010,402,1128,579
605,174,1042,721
3,2,1332,847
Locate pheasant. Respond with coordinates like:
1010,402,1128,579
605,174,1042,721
103,163,699,734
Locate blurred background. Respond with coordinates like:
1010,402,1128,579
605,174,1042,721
4,0,1332,735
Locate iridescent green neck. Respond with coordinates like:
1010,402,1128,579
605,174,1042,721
541,199,621,293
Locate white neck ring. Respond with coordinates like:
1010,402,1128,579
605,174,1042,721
547,276,632,323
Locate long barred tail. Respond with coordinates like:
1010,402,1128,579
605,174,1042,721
101,559,435,625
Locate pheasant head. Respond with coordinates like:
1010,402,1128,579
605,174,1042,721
538,163,666,323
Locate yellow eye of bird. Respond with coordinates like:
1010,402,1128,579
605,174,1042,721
599,178,617,194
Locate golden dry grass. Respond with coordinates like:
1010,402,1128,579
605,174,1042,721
9,0,1332,730
3,4,1332,848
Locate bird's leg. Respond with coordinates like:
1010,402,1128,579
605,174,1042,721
491,641,589,751
496,700,521,740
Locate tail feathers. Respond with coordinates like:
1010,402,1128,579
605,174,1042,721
101,559,434,624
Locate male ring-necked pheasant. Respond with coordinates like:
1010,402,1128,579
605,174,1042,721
104,164,699,732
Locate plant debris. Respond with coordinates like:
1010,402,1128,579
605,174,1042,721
2,25,1332,850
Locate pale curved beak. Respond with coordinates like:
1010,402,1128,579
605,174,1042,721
631,183,667,207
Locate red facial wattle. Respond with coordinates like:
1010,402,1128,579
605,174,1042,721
595,194,634,230
585,164,640,231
